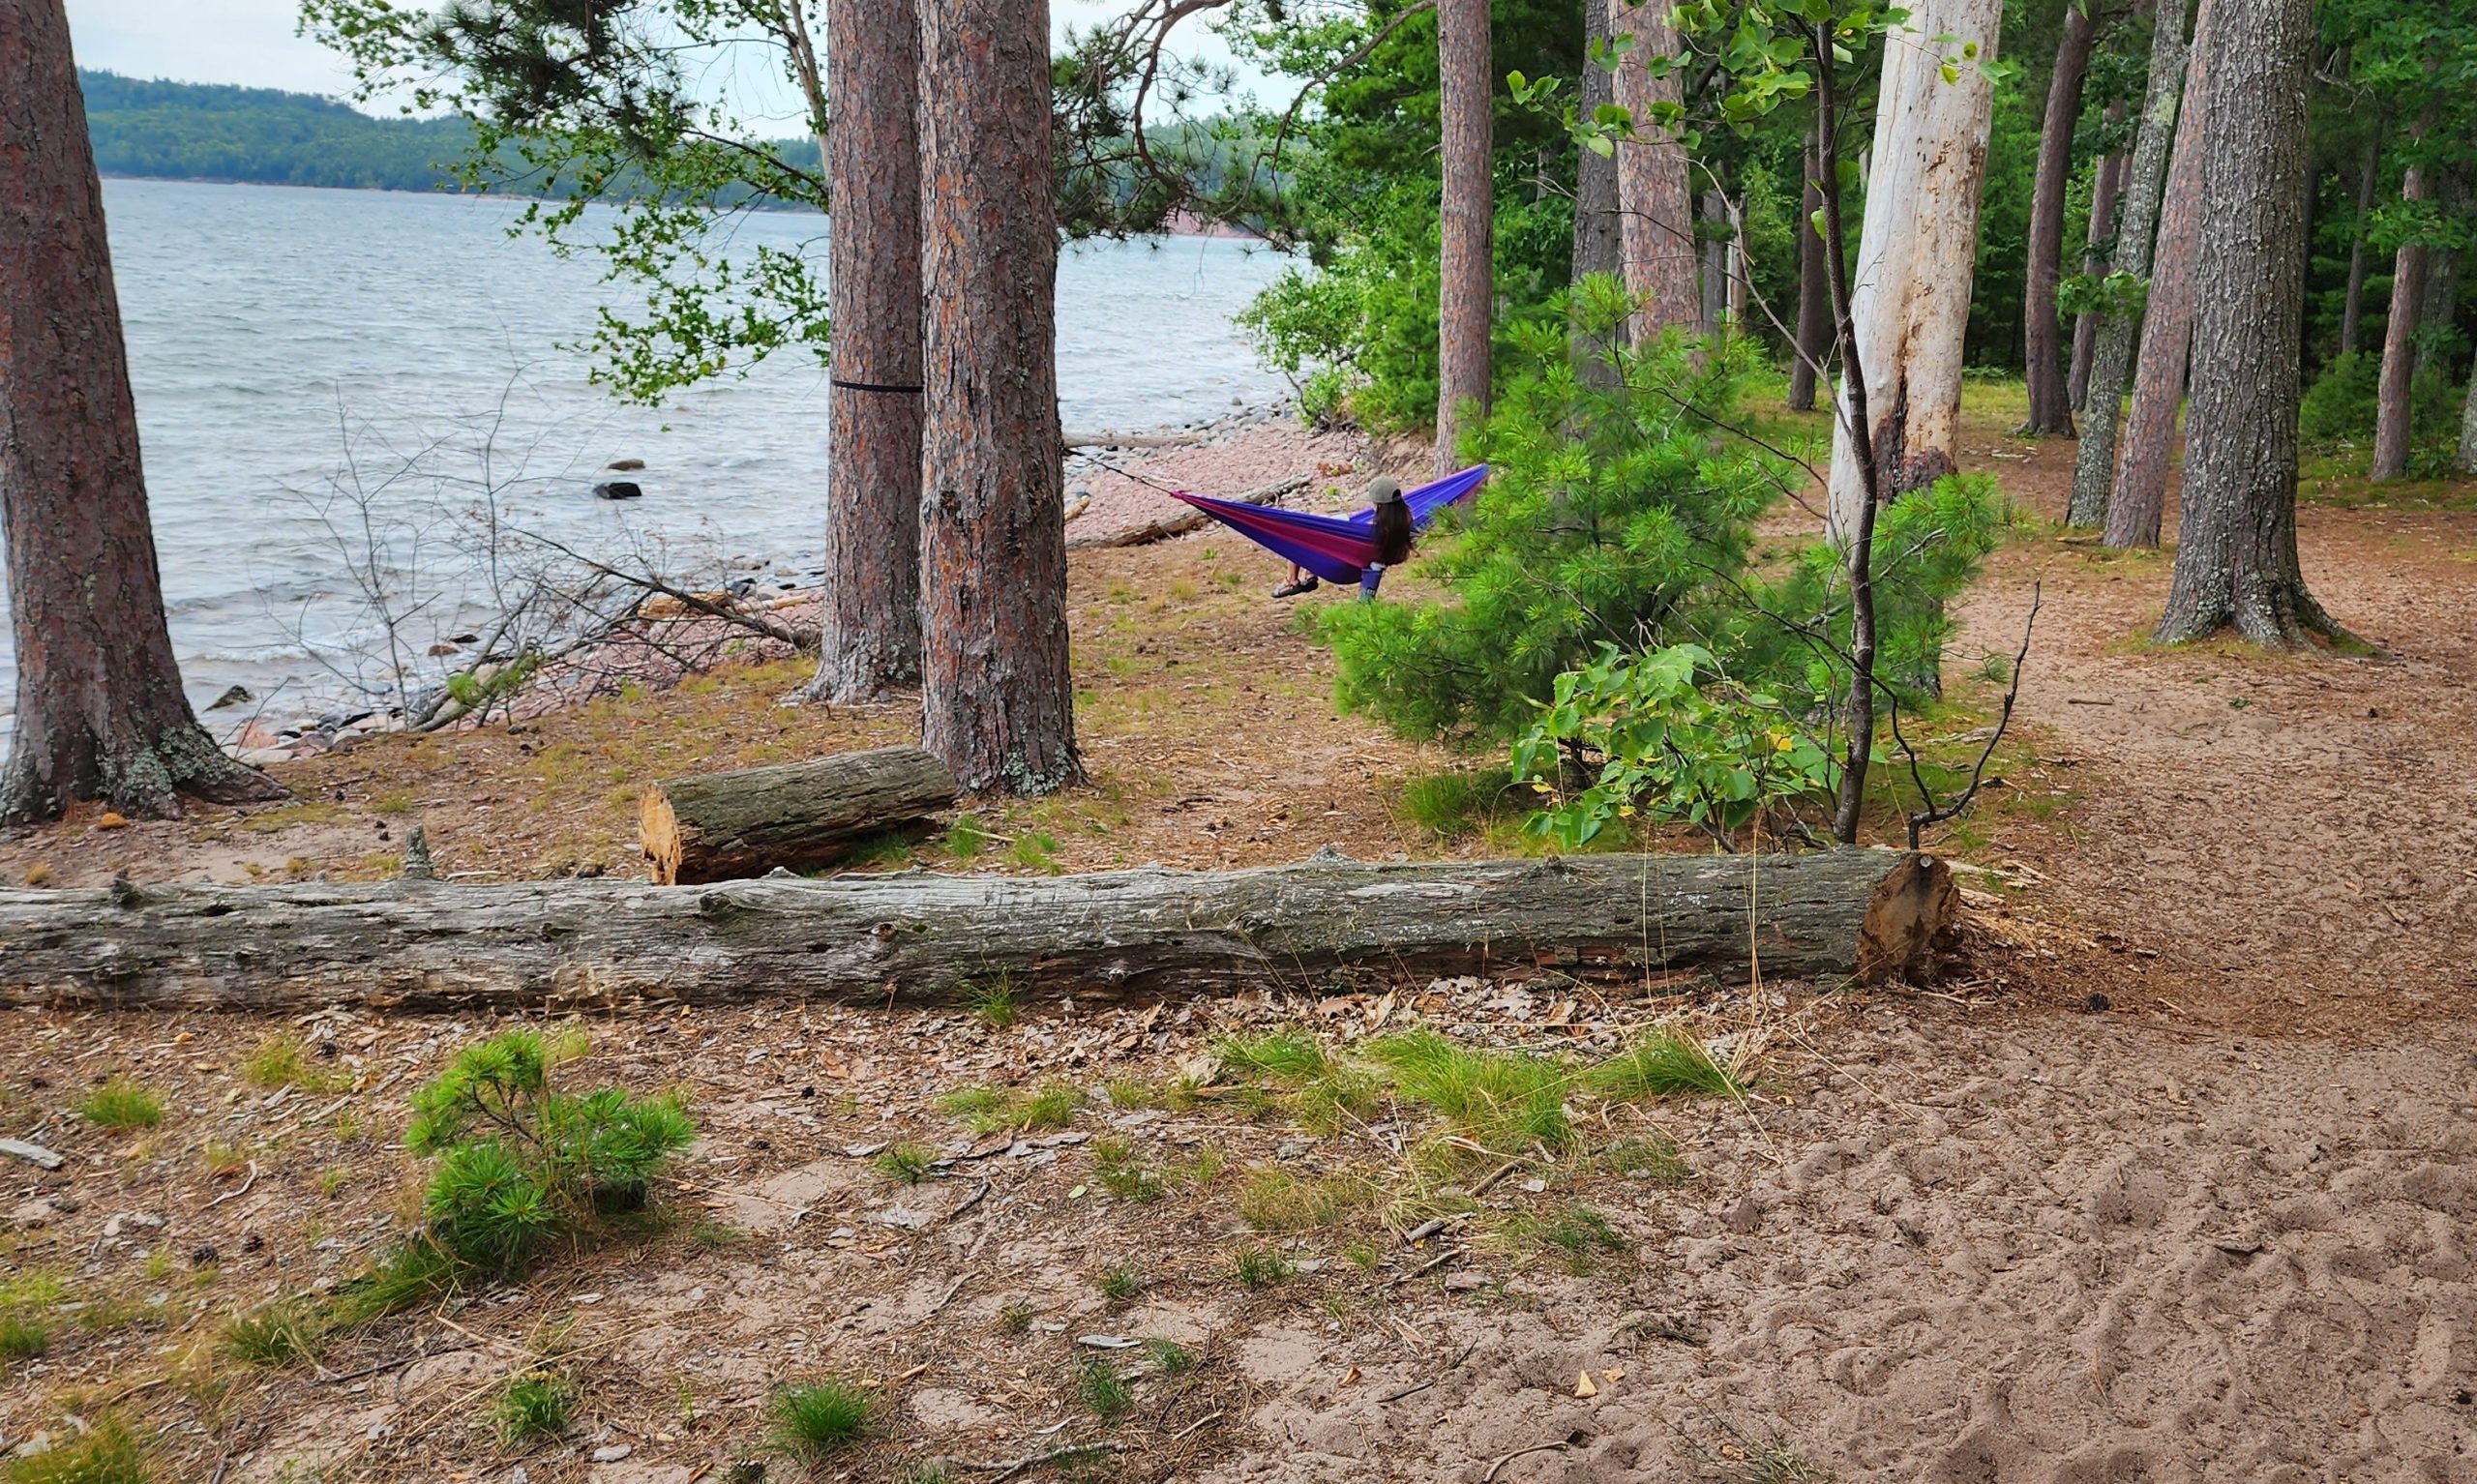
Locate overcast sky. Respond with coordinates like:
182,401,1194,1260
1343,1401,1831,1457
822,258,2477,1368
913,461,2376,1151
63,0,1268,113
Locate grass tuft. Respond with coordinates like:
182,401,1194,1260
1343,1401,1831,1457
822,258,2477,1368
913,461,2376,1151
966,978,1020,1028
1091,1137,1164,1203
1143,1338,1198,1376
0,1314,46,1369
241,1034,349,1093
1099,1264,1147,1303
1395,769,1517,842
1589,1032,1744,1100
873,1143,939,1184
1363,1030,1574,1153
768,1380,872,1460
4,1415,150,1484
1235,1169,1374,1232
78,1078,164,1131
494,1372,577,1445
1231,1246,1295,1290
1077,1356,1132,1420
220,1304,325,1367
1499,1203,1629,1275
937,1082,1085,1136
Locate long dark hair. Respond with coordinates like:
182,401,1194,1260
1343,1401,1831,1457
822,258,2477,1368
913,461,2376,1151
1371,496,1414,566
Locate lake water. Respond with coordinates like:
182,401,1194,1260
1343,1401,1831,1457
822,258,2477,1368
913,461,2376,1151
0,178,1291,734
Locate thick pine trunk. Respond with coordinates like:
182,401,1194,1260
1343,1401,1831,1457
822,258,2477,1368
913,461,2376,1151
1788,124,1831,411
1571,0,1623,387
2070,139,2128,410
2338,133,2381,358
812,0,924,702
2067,0,2191,529
1435,0,1493,474
2371,140,2433,483
1610,0,1697,341
2104,15,2209,550
2154,0,2336,646
639,746,958,885
0,850,1956,1011
1826,0,2006,540
0,0,282,823
916,0,1078,795
2022,2,2098,435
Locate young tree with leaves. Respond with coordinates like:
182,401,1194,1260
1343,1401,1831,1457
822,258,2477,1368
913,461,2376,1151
0,0,284,822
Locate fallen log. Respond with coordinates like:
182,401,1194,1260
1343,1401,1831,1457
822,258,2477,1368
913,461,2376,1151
0,849,1950,1014
1064,474,1310,550
1061,427,1216,450
640,746,959,885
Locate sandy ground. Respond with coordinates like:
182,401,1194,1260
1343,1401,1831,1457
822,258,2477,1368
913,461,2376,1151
6,391,2477,1481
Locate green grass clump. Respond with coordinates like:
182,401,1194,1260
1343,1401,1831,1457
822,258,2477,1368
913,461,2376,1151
1144,1338,1199,1375
1009,830,1062,873
1077,1356,1132,1420
241,1034,349,1093
769,1380,872,1460
1214,1031,1335,1083
1091,1137,1164,1203
936,1082,1084,1136
0,1314,46,1368
78,1078,164,1131
1099,1264,1146,1302
1214,1030,1382,1134
325,1235,463,1329
945,816,992,861
874,1143,939,1184
220,1304,325,1367
1231,1246,1294,1290
1363,1030,1574,1153
494,1373,578,1445
4,1415,149,1484
1589,1032,1743,1100
1500,1204,1628,1275
966,979,1020,1028
1395,769,1516,841
1597,1134,1692,1185
1235,1169,1374,1232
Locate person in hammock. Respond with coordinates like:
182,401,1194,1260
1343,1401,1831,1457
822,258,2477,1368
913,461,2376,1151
1271,475,1413,601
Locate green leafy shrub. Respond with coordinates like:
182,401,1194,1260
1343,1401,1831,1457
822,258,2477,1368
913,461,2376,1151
403,1030,695,1278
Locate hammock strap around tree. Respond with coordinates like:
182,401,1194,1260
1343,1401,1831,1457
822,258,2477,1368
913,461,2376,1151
1167,464,1488,585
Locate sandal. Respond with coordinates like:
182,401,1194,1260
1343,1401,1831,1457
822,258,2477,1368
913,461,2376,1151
1271,578,1321,598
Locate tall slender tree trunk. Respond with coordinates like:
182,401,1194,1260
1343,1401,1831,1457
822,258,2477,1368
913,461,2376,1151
2105,8,2209,550
1699,189,1729,337
2155,0,2337,647
2067,0,2191,528
2022,1,2099,434
1788,122,1831,410
2415,168,2463,379
2371,137,2433,483
1571,0,1623,386
2461,355,2477,474
1435,0,1492,473
2338,131,2381,357
0,0,282,823
2070,140,2128,410
811,0,923,703
1826,0,2006,539
1610,0,1696,340
916,0,1076,794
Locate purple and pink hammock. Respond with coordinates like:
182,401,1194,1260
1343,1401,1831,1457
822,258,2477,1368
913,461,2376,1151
1168,463,1490,585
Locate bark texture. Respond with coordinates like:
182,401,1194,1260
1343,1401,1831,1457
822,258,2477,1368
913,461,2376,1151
917,0,1078,794
2418,242,2460,380
2106,18,2209,550
2022,1,2098,435
1571,0,1623,388
2070,143,2128,410
2460,352,2477,475
2371,134,2433,483
1435,0,1493,475
812,0,924,702
1699,189,1729,338
639,746,958,885
2339,132,2380,358
1610,0,1697,341
1788,124,1830,411
0,0,282,823
2154,0,2336,646
2067,0,2190,528
1826,0,2006,540
0,850,1956,1012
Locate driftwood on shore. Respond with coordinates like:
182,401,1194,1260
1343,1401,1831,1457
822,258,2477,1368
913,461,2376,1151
0,849,1951,1013
640,747,959,885
1064,474,1311,550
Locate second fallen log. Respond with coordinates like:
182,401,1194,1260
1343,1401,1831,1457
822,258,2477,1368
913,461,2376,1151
640,746,959,884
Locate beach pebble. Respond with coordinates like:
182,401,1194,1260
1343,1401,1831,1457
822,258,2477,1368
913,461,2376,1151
207,684,254,710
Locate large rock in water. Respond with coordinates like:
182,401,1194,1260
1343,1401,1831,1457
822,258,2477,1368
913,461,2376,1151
594,480,643,500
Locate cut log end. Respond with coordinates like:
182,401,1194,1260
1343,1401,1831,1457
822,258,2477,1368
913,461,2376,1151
638,745,960,885
640,787,687,885
1854,850,1956,984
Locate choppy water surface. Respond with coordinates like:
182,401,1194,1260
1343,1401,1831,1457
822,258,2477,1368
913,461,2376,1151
0,179,1289,730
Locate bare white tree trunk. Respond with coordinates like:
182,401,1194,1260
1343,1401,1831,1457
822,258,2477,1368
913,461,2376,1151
1825,0,2006,541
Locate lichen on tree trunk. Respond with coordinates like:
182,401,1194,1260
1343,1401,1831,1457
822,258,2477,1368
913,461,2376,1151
1610,0,1697,342
916,0,1079,795
1435,0,1494,475
811,0,924,703
0,0,284,823
2154,0,2342,648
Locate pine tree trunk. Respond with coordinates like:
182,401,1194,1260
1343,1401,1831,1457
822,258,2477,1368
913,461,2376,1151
2104,12,2210,551
812,0,923,702
917,0,1078,794
1610,0,1696,341
2339,132,2381,358
2067,0,2191,528
2022,1,2098,435
1788,124,1831,410
1435,0,1493,474
1699,189,1729,338
2070,138,2128,410
2371,125,2434,483
2154,0,2338,647
0,0,283,823
1571,0,1622,387
2460,353,2477,474
1826,0,2006,540
2414,168,2463,379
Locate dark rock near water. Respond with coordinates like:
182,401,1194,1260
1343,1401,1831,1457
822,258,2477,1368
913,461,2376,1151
593,480,644,500
606,458,646,471
207,685,253,710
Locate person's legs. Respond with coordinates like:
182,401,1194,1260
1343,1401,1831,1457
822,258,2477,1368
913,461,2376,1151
1358,563,1386,602
1272,562,1320,599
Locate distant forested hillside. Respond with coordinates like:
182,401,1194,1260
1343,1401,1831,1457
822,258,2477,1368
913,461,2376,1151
80,71,475,192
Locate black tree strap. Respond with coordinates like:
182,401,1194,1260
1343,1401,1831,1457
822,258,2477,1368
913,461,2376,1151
831,376,926,395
